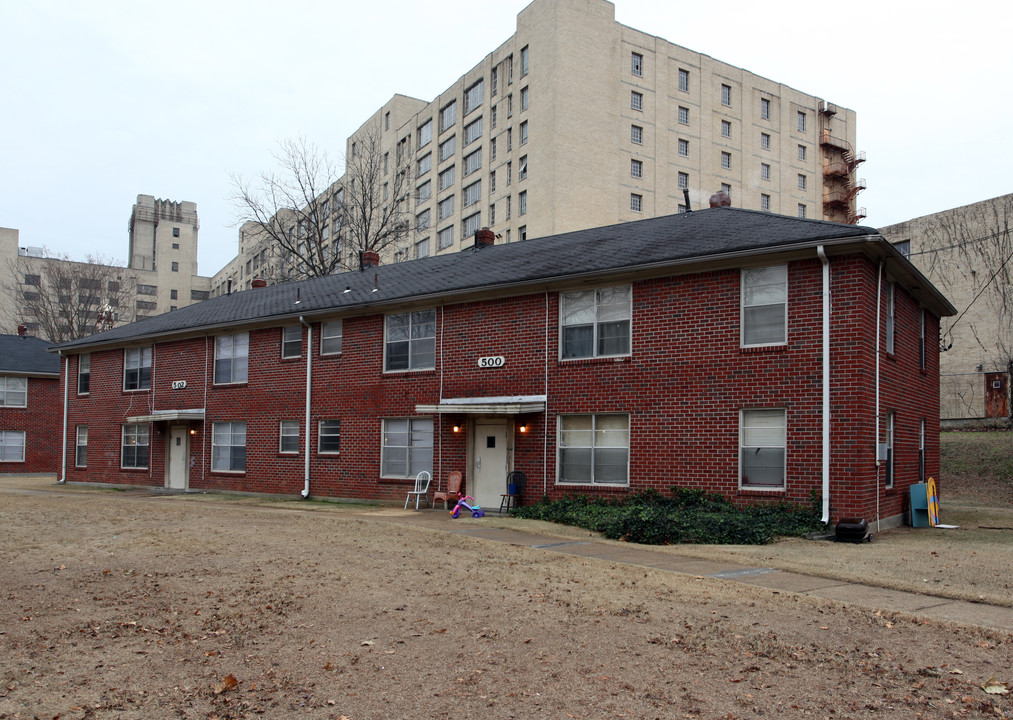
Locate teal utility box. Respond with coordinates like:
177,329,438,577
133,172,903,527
909,483,930,527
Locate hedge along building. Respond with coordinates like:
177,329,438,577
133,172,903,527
52,207,953,529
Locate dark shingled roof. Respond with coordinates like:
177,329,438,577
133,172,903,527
53,207,891,352
0,335,61,375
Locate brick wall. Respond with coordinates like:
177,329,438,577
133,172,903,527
1,374,60,474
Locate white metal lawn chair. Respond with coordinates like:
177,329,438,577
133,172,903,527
404,471,432,510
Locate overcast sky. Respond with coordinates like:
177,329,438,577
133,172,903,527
2,0,1010,275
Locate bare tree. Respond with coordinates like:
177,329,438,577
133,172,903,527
1,250,136,343
231,130,414,282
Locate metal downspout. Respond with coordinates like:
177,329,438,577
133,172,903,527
817,247,830,524
59,353,68,483
300,317,312,498
875,263,883,532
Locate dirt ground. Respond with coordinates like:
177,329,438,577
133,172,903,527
2,476,1013,720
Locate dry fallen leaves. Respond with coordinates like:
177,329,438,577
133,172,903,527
981,677,1010,695
214,674,239,694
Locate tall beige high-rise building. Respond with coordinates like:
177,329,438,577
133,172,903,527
215,0,865,293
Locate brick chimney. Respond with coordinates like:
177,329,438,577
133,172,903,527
17,324,26,336
709,190,732,208
360,249,380,269
251,278,267,288
474,227,495,248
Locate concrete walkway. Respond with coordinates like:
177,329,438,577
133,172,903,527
361,508,1013,633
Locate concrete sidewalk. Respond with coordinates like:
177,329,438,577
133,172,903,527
363,508,1013,633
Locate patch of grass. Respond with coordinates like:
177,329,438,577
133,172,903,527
513,487,822,545
942,430,1013,480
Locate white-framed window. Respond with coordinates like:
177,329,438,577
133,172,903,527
520,120,528,145
886,282,896,354
279,420,299,454
440,100,456,132
797,203,807,218
631,125,643,144
797,110,807,132
385,310,436,372
416,237,430,259
630,193,642,212
488,202,495,226
519,225,527,241
721,151,731,170
439,135,456,162
631,51,643,77
464,79,484,115
318,419,341,454
721,183,732,194
797,144,807,161
520,86,529,111
77,354,90,394
721,120,732,138
919,308,926,370
507,128,512,151
883,412,895,489
417,118,432,148
560,285,632,359
462,212,481,238
124,346,153,391
677,171,689,190
797,174,807,191
519,190,527,215
760,193,771,211
321,320,342,355
214,333,249,384
0,430,26,462
678,106,689,125
439,165,456,191
75,425,87,467
760,163,771,180
631,91,643,111
631,159,643,178
678,68,689,92
491,105,497,129
721,83,732,106
0,376,27,407
438,226,454,250
463,149,481,177
464,117,482,146
438,195,455,220
417,153,432,177
121,424,149,469
463,180,481,208
491,67,498,96
416,209,431,232
919,418,926,483
490,169,496,193
760,132,771,150
741,265,787,347
740,409,786,489
212,421,246,472
678,138,689,156
760,97,770,119
381,417,433,479
520,45,529,76
519,155,527,180
416,179,432,203
281,325,302,359
558,414,629,485
506,194,512,219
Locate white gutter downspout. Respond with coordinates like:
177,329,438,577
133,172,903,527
299,317,313,498
59,353,68,483
875,263,884,532
817,247,830,524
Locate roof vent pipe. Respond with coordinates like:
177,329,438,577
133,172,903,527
683,189,692,213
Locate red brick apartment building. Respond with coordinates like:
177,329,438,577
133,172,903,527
1,333,61,473
52,208,954,529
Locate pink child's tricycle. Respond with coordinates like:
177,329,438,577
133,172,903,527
450,492,485,518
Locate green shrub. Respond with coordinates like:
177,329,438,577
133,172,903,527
513,488,821,545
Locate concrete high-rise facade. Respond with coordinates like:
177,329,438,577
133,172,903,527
215,0,865,292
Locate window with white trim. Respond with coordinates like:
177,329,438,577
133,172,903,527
440,100,456,132
760,132,770,150
678,68,689,92
381,417,433,478
740,409,785,488
631,52,643,76
417,153,432,177
797,144,807,161
883,412,895,489
214,333,249,384
462,212,481,238
760,193,771,211
677,106,689,125
212,421,246,472
678,138,689,156
318,419,341,454
886,282,896,354
721,120,732,138
78,354,90,394
721,151,731,170
560,285,632,359
75,425,87,467
919,308,926,370
797,174,807,191
464,79,484,115
631,125,643,144
631,159,643,179
519,120,528,145
416,179,432,203
797,111,807,132
121,424,149,469
279,420,299,453
558,414,629,485
797,203,807,218
0,376,27,407
439,135,456,162
438,195,455,220
417,118,432,148
463,180,481,208
282,325,302,359
439,165,455,191
630,193,642,212
416,209,431,232
0,430,26,462
416,237,430,259
124,346,152,391
631,91,643,111
678,171,688,189
760,97,770,119
761,163,770,181
438,226,454,250
464,117,482,146
520,46,529,76
721,83,731,106
919,418,926,482
519,155,527,180
385,310,436,371
321,320,343,355
519,190,527,215
520,86,528,111
463,149,481,177
741,265,787,347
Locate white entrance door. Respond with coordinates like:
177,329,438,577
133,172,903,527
167,426,189,490
472,420,508,509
